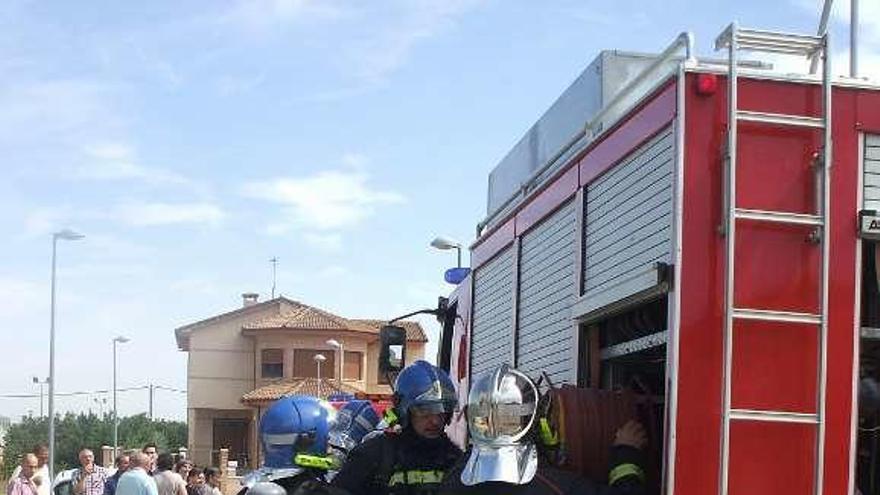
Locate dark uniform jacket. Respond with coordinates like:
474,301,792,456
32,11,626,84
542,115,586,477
438,446,646,495
331,429,463,495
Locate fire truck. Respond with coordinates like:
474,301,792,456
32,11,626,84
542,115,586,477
423,19,880,495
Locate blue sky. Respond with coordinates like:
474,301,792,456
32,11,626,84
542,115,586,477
1,0,876,421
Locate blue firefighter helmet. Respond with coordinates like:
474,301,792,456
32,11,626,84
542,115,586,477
328,400,382,453
393,360,458,428
259,395,333,468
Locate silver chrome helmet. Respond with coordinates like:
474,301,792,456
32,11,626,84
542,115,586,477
246,482,286,495
460,364,539,486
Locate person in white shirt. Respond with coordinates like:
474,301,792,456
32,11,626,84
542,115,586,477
73,449,109,495
11,445,50,495
203,468,222,495
153,454,186,495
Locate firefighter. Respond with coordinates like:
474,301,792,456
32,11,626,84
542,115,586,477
331,360,462,495
327,399,383,463
241,395,338,495
439,364,648,495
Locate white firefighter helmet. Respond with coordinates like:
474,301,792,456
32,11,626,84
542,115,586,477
246,482,286,495
460,364,539,486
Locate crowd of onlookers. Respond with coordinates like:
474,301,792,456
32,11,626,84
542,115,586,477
6,444,225,495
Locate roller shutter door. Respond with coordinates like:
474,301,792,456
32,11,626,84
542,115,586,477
517,198,577,384
581,127,674,312
470,246,514,380
865,134,880,211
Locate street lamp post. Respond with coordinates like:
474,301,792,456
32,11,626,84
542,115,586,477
112,336,130,456
327,339,343,386
314,354,327,382
430,236,462,268
48,228,84,479
32,377,48,417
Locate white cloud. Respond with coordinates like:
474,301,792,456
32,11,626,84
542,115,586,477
218,0,347,34
68,143,215,200
346,0,485,84
75,233,158,260
22,207,74,238
116,202,225,227
303,232,343,251
788,0,880,78
216,73,267,96
86,142,133,161
318,265,348,278
75,142,193,186
169,277,223,297
823,0,880,42
341,152,369,169
0,79,124,146
216,1,483,88
242,168,404,231
22,202,223,236
0,277,45,319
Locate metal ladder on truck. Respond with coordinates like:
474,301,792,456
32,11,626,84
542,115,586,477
714,23,832,495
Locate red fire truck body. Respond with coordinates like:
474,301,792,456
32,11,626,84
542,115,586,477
436,26,880,495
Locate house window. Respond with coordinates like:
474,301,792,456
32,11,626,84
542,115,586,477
261,349,284,378
293,349,336,378
344,351,363,380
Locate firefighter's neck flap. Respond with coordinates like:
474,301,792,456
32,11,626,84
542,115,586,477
461,364,539,486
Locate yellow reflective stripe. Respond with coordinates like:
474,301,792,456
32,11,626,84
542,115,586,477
387,470,445,486
384,408,399,426
293,454,338,470
389,472,405,486
608,463,645,486
539,418,559,447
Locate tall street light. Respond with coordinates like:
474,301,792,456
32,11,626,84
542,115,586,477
314,354,327,382
430,236,462,268
48,228,84,479
112,336,130,456
327,339,343,386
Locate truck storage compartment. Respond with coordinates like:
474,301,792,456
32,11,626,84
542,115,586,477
572,295,668,495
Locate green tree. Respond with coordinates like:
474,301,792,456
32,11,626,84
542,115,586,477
2,413,186,477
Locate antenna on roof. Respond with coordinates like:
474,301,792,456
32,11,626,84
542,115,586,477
270,257,278,298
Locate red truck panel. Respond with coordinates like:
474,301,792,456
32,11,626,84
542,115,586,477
675,73,860,495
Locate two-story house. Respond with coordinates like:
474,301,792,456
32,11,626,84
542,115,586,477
174,294,426,468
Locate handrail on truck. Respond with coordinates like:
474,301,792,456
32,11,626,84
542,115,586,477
475,31,695,238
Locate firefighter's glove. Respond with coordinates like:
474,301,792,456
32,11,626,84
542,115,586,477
613,420,647,450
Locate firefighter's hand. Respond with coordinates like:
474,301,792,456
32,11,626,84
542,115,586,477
613,420,648,450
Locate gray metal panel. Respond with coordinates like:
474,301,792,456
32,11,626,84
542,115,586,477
517,199,577,384
471,246,515,380
583,127,674,300
866,135,880,211
486,52,672,220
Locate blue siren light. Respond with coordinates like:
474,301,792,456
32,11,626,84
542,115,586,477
444,267,471,285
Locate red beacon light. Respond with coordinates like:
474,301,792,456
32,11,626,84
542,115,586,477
695,73,718,96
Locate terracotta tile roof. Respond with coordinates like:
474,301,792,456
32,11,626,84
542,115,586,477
175,296,300,350
351,319,427,343
243,304,374,332
243,307,428,343
176,296,428,350
241,378,365,405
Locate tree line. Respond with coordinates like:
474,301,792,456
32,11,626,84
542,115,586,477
2,413,186,477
